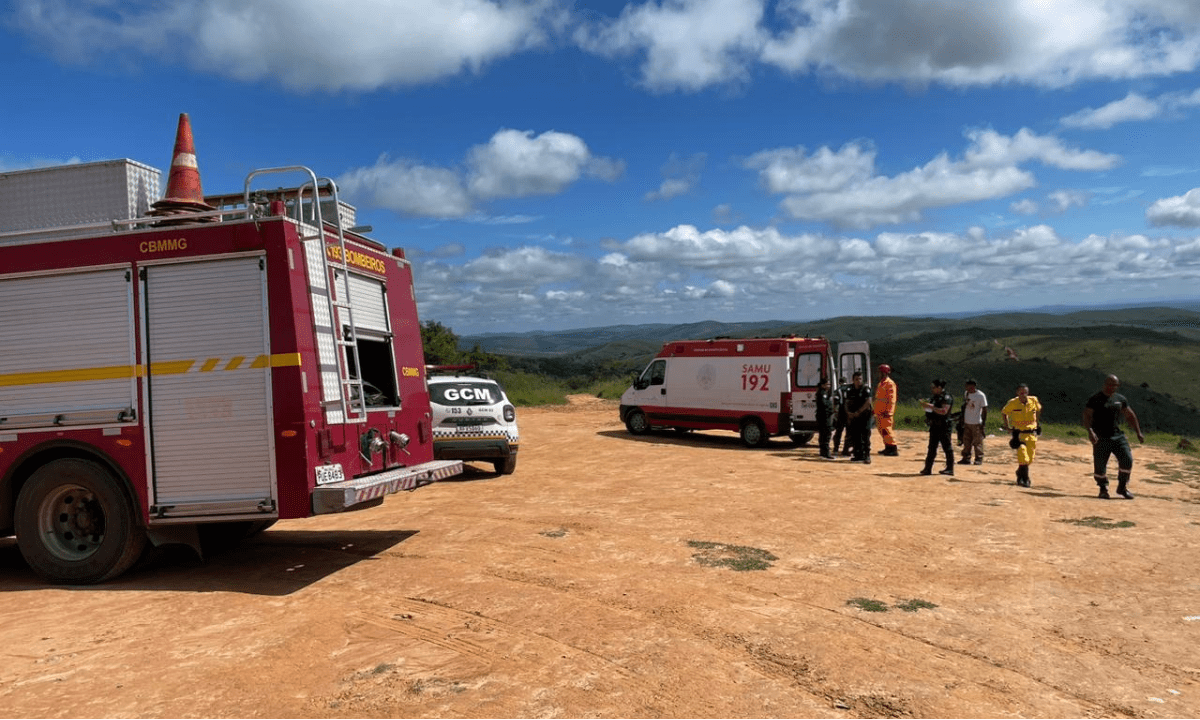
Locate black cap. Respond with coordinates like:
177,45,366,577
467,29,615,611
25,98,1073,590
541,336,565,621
965,378,977,385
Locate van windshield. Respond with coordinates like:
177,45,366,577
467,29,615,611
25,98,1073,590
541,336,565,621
430,382,499,406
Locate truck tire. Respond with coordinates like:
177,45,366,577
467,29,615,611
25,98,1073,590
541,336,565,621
14,459,146,585
625,409,650,435
493,455,518,475
740,419,767,448
789,433,814,446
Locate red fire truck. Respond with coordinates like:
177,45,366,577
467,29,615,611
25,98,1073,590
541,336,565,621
619,336,871,447
0,115,460,583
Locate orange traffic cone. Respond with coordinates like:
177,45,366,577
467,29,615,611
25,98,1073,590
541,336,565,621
150,112,216,222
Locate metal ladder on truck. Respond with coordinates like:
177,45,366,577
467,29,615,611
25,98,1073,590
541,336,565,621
244,167,368,424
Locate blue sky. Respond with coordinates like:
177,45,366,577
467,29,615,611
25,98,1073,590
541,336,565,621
4,0,1200,336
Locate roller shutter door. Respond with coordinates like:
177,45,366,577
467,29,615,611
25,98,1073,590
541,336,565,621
0,267,135,428
335,271,389,333
143,256,276,516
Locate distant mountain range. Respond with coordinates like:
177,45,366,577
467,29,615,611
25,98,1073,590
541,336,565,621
460,303,1200,435
460,303,1200,357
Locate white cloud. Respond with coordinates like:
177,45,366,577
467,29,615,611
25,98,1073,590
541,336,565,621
748,128,1118,228
13,0,562,92
574,0,766,92
646,178,693,201
962,128,1119,171
1061,92,1161,129
1010,198,1039,215
1146,187,1200,227
468,129,625,199
1048,189,1089,212
760,0,1200,90
338,156,474,218
645,152,706,201
414,219,1200,334
338,129,622,217
743,143,875,194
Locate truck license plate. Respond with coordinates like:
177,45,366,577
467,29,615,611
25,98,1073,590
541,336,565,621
315,463,344,486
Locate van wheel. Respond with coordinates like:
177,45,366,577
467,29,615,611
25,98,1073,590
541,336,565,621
14,459,146,585
493,456,518,475
789,433,813,446
740,419,767,448
625,410,650,435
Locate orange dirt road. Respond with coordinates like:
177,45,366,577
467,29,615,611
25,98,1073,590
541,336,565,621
2,395,1199,718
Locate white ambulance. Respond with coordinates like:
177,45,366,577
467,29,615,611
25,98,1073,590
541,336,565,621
619,336,870,447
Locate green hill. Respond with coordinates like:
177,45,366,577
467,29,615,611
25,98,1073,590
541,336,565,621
458,306,1200,435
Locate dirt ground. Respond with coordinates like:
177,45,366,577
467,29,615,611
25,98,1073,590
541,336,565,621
2,395,1199,719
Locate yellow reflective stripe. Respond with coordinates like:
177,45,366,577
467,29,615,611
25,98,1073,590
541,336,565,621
0,354,302,387
150,360,196,375
0,365,137,387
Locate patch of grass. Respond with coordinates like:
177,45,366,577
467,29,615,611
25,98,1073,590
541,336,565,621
492,370,570,406
591,376,633,400
895,598,938,613
846,597,889,612
687,540,777,571
1056,516,1136,529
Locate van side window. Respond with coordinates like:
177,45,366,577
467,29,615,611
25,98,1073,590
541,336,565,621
645,359,666,386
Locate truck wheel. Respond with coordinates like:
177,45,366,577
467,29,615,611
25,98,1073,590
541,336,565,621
740,419,767,448
14,459,146,584
493,455,518,475
789,433,813,446
625,409,650,435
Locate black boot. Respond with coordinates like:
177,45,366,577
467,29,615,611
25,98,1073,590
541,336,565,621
919,463,932,476
1117,477,1134,500
1097,480,1110,499
939,459,954,476
881,445,899,456
1016,465,1030,487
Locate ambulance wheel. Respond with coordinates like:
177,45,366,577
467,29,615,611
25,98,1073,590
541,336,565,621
789,433,813,446
14,459,146,585
740,419,767,448
493,455,518,475
625,409,650,435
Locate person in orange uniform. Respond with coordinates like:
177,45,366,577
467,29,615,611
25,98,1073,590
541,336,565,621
874,364,899,456
1000,383,1042,487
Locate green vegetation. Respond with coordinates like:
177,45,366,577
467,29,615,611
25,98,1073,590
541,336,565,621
1056,516,1136,530
895,598,939,613
687,540,778,571
846,597,889,612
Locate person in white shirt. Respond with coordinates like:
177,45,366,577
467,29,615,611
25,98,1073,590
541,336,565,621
960,379,989,465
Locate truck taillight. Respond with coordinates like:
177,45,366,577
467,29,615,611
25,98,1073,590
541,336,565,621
782,393,791,414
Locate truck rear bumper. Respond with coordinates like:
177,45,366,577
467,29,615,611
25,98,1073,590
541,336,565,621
311,459,461,514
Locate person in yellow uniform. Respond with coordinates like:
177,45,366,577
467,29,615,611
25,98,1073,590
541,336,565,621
1000,383,1042,487
874,364,899,456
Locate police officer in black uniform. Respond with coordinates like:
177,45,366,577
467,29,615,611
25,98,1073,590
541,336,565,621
920,378,955,476
843,371,873,464
831,377,852,456
816,376,836,459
